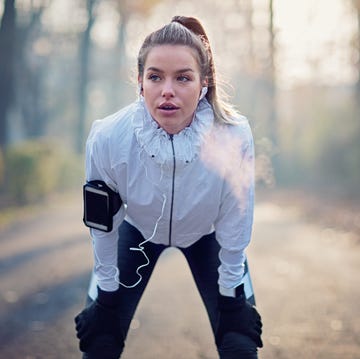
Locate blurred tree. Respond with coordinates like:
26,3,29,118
265,0,279,185
267,0,277,148
1,0,52,147
76,0,96,154
0,0,16,151
353,0,360,100
16,2,49,139
111,0,163,104
76,0,163,153
352,0,360,185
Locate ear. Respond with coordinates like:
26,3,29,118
138,76,143,95
199,86,208,101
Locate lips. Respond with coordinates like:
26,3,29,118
158,102,179,111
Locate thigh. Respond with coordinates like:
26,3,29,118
115,221,166,336
86,221,166,338
180,235,258,359
180,232,220,333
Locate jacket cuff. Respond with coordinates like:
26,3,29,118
219,283,246,298
219,285,236,297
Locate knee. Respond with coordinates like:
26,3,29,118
217,332,258,359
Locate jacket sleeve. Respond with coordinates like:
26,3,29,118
214,124,255,296
85,121,125,292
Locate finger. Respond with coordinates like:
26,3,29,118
252,308,261,319
79,333,95,352
74,313,83,325
255,326,262,336
76,325,90,339
79,338,89,352
248,328,263,348
247,328,262,343
75,321,84,334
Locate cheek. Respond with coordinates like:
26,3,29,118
185,88,201,107
142,92,155,115
144,97,156,117
143,80,158,94
143,87,157,105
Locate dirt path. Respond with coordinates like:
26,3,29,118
0,192,359,358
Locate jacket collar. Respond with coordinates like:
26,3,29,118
132,97,215,167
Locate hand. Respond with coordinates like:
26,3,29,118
83,334,123,359
215,284,263,348
74,288,123,354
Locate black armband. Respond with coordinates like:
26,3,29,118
83,180,122,232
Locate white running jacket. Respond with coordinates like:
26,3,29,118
85,97,255,295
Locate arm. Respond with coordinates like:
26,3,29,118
213,125,262,348
75,121,126,354
85,122,125,292
214,125,255,296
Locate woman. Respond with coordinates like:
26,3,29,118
75,16,263,359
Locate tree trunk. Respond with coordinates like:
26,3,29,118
356,3,360,102
76,0,96,154
17,6,47,140
268,0,277,148
0,0,16,150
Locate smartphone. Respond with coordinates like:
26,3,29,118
83,184,112,232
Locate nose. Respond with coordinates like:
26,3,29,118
161,80,175,98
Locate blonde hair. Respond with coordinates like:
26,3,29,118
137,16,240,125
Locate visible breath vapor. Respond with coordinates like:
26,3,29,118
200,126,254,207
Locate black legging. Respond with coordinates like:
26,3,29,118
83,221,258,359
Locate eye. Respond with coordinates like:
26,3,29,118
148,74,161,81
177,75,190,82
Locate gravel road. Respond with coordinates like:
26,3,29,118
0,192,359,358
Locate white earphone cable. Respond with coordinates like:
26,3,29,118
93,193,167,289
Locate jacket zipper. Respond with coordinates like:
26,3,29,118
168,134,176,246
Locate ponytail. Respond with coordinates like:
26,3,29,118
171,16,215,87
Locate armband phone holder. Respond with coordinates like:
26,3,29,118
83,180,122,232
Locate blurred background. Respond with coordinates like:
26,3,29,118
0,0,359,203
0,0,360,358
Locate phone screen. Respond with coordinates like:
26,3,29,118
84,186,110,231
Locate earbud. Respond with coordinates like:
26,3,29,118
138,83,143,96
199,86,208,101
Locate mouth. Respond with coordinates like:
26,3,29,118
158,103,180,111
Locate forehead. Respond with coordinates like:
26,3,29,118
145,45,200,72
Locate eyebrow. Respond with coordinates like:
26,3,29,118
145,66,195,73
